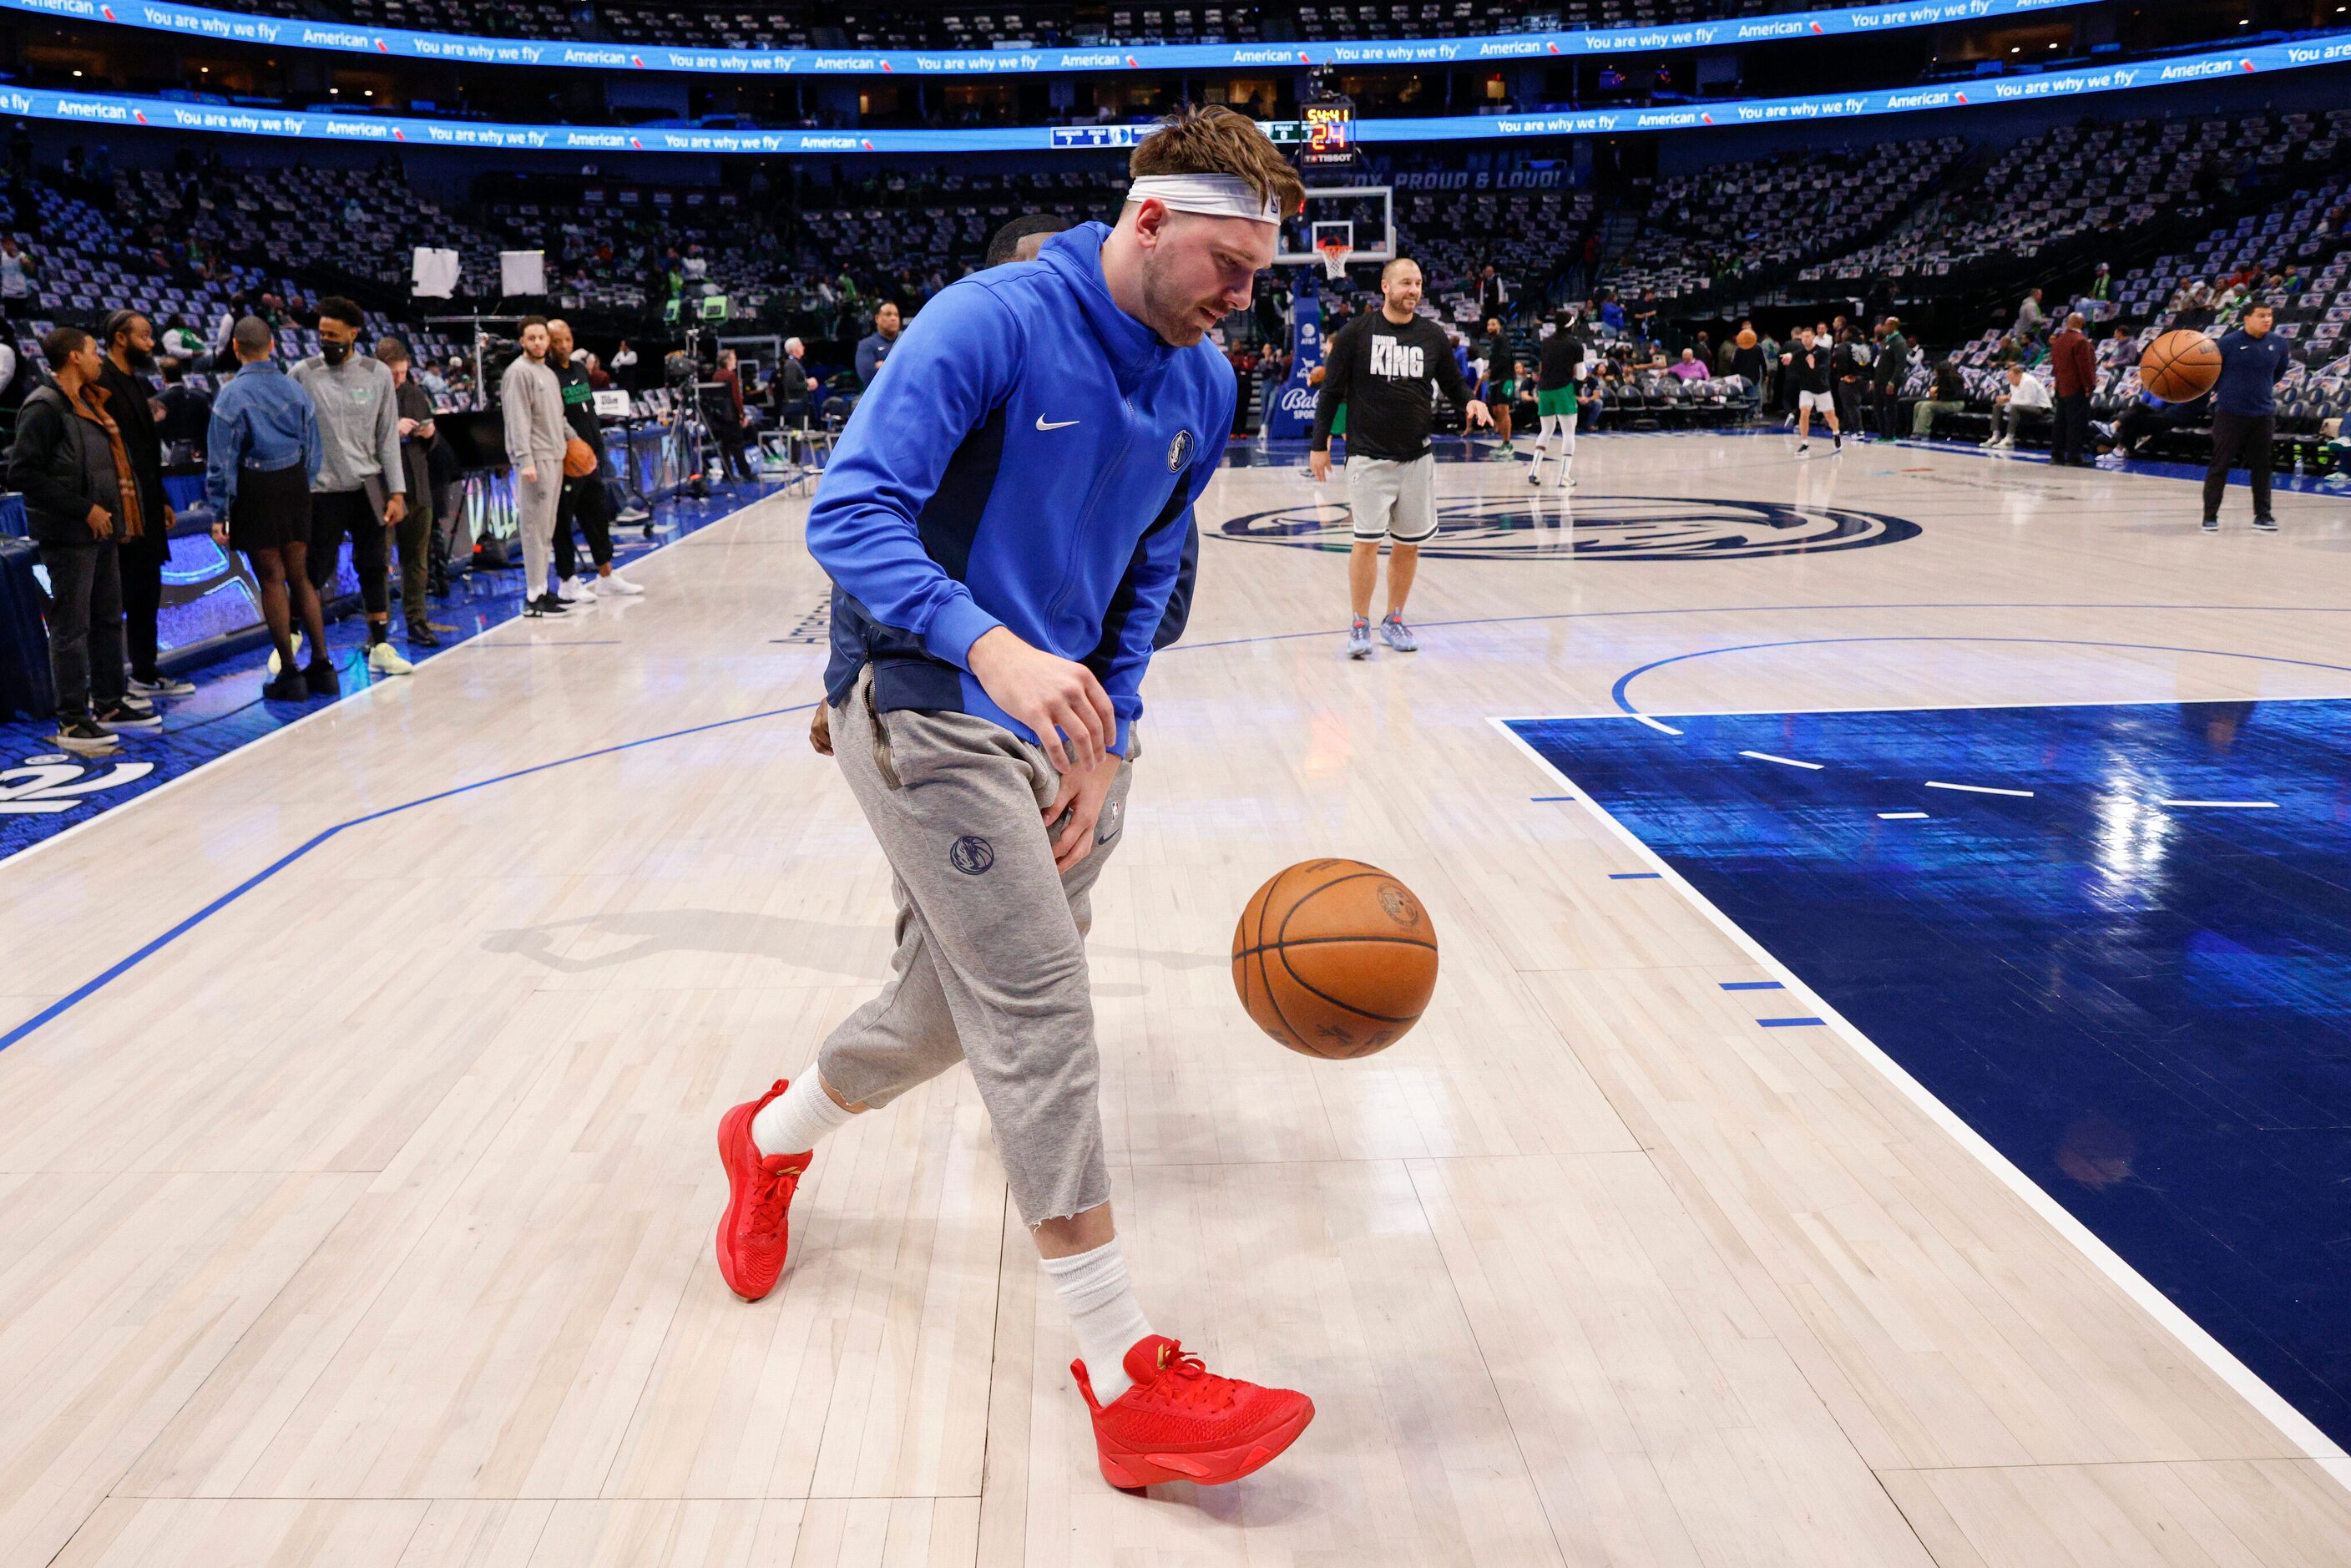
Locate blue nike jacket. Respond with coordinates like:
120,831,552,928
810,221,1232,756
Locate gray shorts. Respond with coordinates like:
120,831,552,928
1347,453,1437,544
815,668,1135,1227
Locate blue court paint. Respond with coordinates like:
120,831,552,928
1607,872,1663,880
1720,980,1786,991
1530,795,1575,802
1757,1017,1827,1028
1511,698,2351,1450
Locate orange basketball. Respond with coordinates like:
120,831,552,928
1736,328,1758,350
562,436,599,478
1231,858,1438,1059
2140,330,2222,402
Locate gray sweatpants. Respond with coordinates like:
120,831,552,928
818,667,1135,1226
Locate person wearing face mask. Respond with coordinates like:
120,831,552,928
291,297,412,677
97,309,190,701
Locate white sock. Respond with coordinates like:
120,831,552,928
1042,1238,1153,1404
752,1071,855,1157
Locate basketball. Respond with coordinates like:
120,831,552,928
1231,858,1439,1059
562,437,600,478
2140,330,2222,402
1736,328,1758,349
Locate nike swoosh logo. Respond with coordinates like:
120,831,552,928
1035,416,1079,431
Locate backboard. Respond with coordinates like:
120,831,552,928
1276,185,1394,271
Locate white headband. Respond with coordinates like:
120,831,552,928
1125,173,1283,225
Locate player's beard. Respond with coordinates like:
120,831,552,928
1139,247,1217,347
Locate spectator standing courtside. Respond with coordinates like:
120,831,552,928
98,310,192,701
499,316,569,616
1872,317,1909,441
855,301,902,387
292,297,412,677
2046,311,2096,468
706,347,755,483
2201,301,2291,534
545,318,643,603
156,361,211,458
208,316,331,701
375,337,456,646
8,326,161,753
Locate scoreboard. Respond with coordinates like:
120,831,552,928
1298,94,1359,175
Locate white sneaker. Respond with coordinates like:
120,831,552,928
597,574,645,597
558,577,598,604
367,640,414,677
266,631,305,677
1993,437,2015,449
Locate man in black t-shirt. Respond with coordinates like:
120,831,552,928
1777,325,1842,454
1310,256,1490,659
546,320,644,603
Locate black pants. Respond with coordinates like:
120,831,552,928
709,416,754,482
1873,387,1904,441
1834,381,1864,435
306,488,390,616
2050,393,2091,465
36,538,124,721
2202,411,2275,520
554,469,613,577
119,533,166,680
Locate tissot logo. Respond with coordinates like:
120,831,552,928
1216,493,1922,560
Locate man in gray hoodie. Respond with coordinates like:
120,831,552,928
291,296,412,676
499,316,569,617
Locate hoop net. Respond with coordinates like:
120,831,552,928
1315,240,1353,282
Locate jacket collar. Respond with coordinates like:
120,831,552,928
1040,222,1177,391
234,360,284,380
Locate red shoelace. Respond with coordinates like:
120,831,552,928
747,1159,801,1237
1141,1340,1241,1415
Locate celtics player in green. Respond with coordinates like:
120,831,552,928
1529,309,1583,490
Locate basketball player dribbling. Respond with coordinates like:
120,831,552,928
716,106,1317,1494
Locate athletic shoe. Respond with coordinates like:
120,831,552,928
306,659,341,698
1795,442,1809,454
558,577,598,604
715,1079,811,1302
1833,432,1843,451
1526,466,1544,486
1074,1335,1315,1492
1346,618,1373,660
523,593,569,618
94,698,161,732
406,619,442,649
1380,612,1418,653
128,673,195,698
598,574,645,597
2200,517,2221,534
367,640,415,677
266,631,305,678
52,718,119,756
2252,515,2278,533
615,503,651,524
263,665,310,702
1992,437,2015,449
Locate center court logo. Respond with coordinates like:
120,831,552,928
1215,493,1921,560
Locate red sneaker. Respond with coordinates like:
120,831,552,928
1073,1335,1314,1490
715,1080,811,1302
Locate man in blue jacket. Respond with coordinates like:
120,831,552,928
2202,302,2293,533
715,105,1319,1493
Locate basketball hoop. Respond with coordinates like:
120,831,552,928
1315,238,1352,283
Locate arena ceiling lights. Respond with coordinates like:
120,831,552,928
18,34,2350,153
23,0,2097,75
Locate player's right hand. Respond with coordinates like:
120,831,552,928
1309,448,1332,483
968,626,1116,774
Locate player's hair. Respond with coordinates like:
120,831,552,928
518,315,549,333
1379,255,1418,283
316,296,365,329
231,316,274,357
40,324,90,371
373,335,409,366
987,213,1073,267
100,308,146,349
1129,103,1305,220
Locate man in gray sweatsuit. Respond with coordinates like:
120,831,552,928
291,296,410,675
499,315,567,615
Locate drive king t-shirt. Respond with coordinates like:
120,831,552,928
1311,311,1477,463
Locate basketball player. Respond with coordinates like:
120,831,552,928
1528,309,1582,489
718,106,1317,1493
1310,256,1491,659
1780,325,1841,454
986,212,1074,266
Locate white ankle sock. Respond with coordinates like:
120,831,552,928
1042,1238,1153,1404
752,1072,855,1157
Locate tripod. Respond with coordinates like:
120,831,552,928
653,323,717,502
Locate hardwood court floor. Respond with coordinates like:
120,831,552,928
3,434,2350,1566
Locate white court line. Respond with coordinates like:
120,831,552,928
1925,779,2036,797
1633,714,1686,736
1740,750,1825,771
1485,714,2351,1492
2159,799,2280,809
0,486,801,875
1878,811,1929,820
1486,690,2351,726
